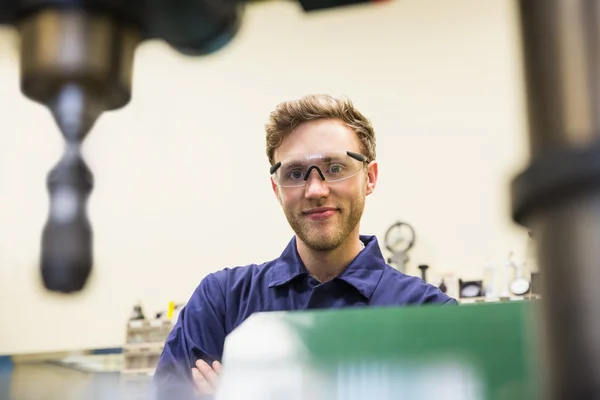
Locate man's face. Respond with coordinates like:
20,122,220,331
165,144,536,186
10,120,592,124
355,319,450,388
271,118,378,252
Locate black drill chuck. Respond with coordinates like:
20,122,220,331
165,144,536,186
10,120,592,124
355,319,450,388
41,144,93,293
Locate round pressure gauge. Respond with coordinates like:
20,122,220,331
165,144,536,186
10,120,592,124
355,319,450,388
460,283,482,298
384,221,416,253
510,278,531,296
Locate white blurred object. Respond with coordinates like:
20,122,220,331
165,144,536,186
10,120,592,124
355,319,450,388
509,259,531,296
501,253,513,298
483,258,498,301
216,313,484,400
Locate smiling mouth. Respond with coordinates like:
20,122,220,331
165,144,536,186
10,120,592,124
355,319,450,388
303,207,337,215
302,207,338,220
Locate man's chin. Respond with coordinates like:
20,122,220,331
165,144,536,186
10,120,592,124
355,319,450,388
306,241,339,252
300,232,343,251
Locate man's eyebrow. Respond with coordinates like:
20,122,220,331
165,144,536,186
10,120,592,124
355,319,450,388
283,160,305,169
323,156,347,163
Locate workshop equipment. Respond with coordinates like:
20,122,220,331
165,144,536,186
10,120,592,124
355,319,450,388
217,301,538,400
483,258,498,301
458,278,483,299
509,258,530,297
384,221,416,273
123,316,174,399
0,0,378,294
500,253,514,299
0,0,243,293
417,264,428,281
511,1,600,398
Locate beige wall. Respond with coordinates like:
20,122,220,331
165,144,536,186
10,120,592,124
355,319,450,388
0,0,530,355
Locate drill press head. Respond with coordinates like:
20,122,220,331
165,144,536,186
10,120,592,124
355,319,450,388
4,0,245,293
1,0,376,293
15,8,141,292
18,8,140,130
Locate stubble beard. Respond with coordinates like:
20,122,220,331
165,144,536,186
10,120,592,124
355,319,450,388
285,194,366,252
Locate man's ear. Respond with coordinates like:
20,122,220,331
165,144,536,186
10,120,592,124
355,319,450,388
271,177,282,205
366,161,378,196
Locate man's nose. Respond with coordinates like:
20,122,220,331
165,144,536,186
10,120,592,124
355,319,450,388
304,169,329,198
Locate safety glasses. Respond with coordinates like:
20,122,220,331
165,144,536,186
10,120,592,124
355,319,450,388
270,149,369,188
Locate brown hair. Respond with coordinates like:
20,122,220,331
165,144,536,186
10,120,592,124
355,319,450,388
265,94,376,165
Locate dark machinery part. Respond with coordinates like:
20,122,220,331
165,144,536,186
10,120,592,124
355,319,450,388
297,0,380,12
418,264,428,282
0,0,381,295
0,0,244,294
42,141,93,292
438,279,447,293
0,1,243,56
512,1,600,398
23,7,137,292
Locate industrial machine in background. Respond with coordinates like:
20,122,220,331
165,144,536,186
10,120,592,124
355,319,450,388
383,220,416,273
0,0,598,399
456,237,536,303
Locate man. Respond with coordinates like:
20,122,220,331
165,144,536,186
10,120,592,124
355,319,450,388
152,94,457,399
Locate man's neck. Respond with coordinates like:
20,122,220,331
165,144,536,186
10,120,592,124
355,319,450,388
296,235,365,283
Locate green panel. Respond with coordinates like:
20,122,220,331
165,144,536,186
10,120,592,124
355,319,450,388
218,301,540,400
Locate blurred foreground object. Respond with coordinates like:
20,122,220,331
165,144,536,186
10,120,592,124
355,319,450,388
0,0,244,293
512,1,600,398
0,0,382,293
216,302,537,400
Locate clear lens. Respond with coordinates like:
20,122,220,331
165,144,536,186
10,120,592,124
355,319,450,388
272,150,365,187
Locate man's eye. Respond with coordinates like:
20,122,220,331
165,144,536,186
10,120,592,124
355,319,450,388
329,164,344,173
287,170,303,179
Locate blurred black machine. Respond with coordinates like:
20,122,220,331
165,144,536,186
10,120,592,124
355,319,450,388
511,2,600,399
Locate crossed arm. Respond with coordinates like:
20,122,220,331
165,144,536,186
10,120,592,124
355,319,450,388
153,273,227,399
